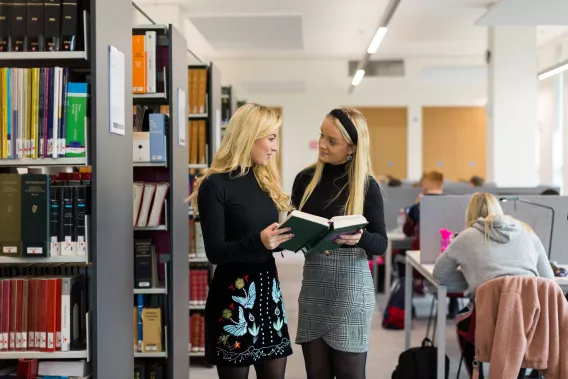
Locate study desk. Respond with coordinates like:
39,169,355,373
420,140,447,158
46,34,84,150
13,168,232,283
383,231,414,295
404,250,568,379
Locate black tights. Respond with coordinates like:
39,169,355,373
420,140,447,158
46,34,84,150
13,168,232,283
302,338,367,379
216,356,287,379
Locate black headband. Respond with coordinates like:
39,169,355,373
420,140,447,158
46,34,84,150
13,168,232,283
329,109,358,145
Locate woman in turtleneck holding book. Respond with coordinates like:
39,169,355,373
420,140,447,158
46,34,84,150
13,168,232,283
187,104,294,379
291,107,388,379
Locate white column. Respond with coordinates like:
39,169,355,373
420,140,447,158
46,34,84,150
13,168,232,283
486,27,538,186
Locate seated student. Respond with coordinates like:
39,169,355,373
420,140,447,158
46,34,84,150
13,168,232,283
402,170,444,241
401,172,449,299
541,188,559,195
433,192,555,379
468,175,484,187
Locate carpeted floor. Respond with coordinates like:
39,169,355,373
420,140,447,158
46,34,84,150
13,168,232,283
189,252,467,379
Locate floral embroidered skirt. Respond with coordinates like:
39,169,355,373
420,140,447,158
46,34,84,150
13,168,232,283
205,259,293,366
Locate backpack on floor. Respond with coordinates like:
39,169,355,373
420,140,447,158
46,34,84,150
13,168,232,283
382,278,405,330
391,338,450,379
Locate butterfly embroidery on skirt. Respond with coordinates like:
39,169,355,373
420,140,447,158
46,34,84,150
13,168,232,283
223,307,248,337
232,281,256,309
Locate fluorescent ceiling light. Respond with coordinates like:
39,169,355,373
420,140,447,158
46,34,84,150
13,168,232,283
352,69,365,86
538,61,568,80
367,27,388,54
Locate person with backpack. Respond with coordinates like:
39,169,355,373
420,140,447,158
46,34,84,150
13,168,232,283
433,192,554,379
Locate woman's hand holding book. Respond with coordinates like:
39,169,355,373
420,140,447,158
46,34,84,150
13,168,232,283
261,222,295,250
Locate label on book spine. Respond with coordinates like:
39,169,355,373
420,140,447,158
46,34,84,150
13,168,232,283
26,247,42,255
77,236,85,255
50,237,60,255
2,246,17,254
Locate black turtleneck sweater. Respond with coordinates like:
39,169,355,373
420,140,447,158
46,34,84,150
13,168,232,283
290,162,388,255
197,169,277,265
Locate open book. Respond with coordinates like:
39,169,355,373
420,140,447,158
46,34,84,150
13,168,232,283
278,210,368,255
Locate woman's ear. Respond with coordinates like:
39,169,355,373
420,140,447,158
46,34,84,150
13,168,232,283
348,146,355,156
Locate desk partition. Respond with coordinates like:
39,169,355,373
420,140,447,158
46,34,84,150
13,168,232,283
419,194,568,264
382,185,558,232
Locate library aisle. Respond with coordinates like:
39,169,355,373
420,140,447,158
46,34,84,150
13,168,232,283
189,252,464,379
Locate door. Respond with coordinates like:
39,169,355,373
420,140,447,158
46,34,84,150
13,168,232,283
355,107,408,179
422,107,486,181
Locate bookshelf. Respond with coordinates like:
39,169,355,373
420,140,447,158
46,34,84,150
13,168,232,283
188,63,221,363
131,23,189,379
0,0,133,377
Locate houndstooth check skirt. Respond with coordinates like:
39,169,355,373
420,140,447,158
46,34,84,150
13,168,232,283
295,246,375,353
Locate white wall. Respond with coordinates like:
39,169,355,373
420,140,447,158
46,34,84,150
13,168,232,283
215,57,487,191
537,33,568,193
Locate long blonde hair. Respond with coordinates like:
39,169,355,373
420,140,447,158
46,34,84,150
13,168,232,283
298,107,377,215
465,192,504,228
186,103,290,212
465,192,533,243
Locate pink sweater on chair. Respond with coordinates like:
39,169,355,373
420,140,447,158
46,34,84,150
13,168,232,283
475,276,568,379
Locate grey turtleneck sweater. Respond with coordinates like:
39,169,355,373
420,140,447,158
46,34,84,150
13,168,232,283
433,216,555,298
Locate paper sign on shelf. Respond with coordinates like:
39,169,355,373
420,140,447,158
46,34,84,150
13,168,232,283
109,45,125,136
178,88,186,146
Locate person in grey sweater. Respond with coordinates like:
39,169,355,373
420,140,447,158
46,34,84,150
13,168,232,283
433,192,554,379
433,195,554,298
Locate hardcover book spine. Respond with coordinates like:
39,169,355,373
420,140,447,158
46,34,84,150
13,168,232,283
73,184,86,255
0,174,22,256
60,184,75,255
26,0,43,51
9,0,26,51
60,0,77,51
21,173,50,257
64,82,87,157
149,113,165,163
42,0,60,51
0,0,10,51
134,239,153,288
49,183,61,255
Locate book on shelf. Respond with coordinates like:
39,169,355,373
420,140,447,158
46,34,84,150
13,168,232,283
133,181,169,228
188,120,207,165
0,273,87,352
134,239,159,290
134,361,163,379
278,210,368,255
0,0,86,53
189,269,207,306
0,171,90,258
132,111,167,164
188,220,205,259
133,294,163,354
0,67,88,160
187,68,207,115
189,313,204,353
132,31,168,95
37,360,90,377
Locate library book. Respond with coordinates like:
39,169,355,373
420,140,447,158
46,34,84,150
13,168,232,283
278,210,368,255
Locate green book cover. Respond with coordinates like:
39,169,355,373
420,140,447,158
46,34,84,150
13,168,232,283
21,174,50,257
65,82,88,157
278,210,368,255
0,174,22,256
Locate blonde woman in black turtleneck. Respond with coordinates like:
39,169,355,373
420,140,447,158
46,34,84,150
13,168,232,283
188,104,294,379
291,108,388,379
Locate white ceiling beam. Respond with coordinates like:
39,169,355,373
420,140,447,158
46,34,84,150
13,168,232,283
476,0,568,25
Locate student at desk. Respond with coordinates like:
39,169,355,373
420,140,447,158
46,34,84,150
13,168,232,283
433,192,554,379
